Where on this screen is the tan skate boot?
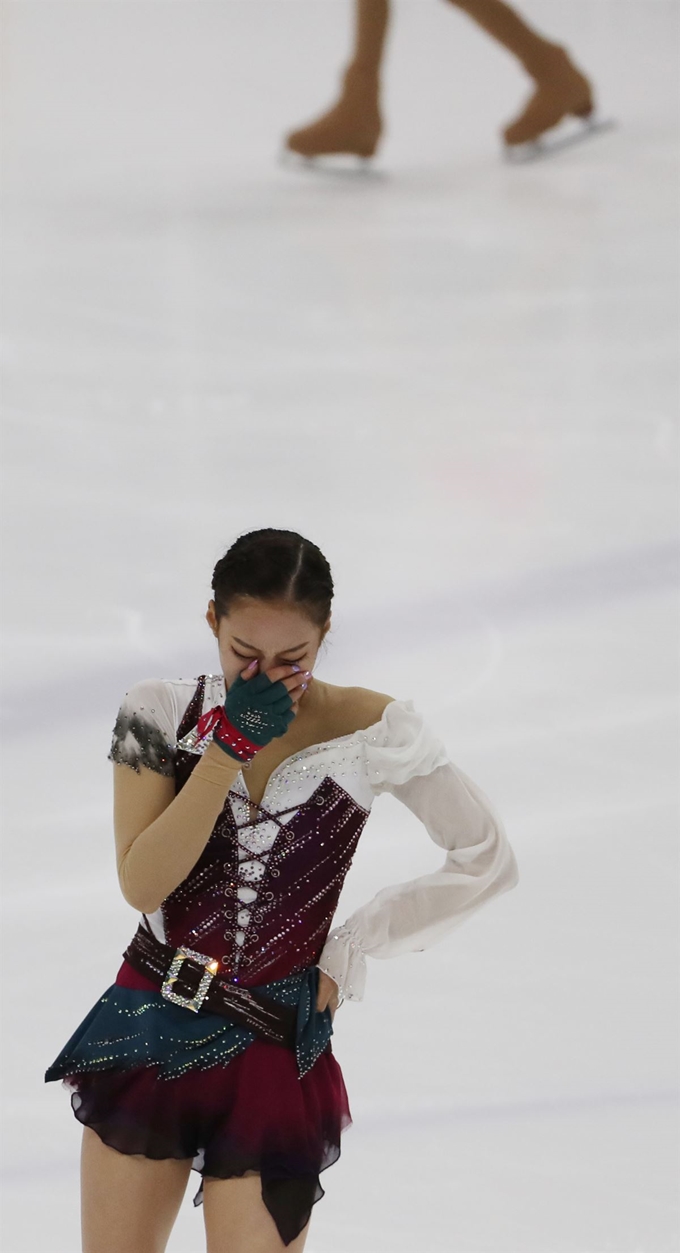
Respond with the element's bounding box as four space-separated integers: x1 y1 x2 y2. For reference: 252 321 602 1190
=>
451 2 596 151
285 64 382 159
503 43 594 146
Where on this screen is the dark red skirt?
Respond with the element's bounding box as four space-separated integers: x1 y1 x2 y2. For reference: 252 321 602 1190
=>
62 961 352 1246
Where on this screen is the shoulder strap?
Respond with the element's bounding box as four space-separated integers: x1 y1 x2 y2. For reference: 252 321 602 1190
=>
176 675 207 739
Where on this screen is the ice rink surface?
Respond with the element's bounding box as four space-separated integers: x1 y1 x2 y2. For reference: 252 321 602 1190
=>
2 1 679 1249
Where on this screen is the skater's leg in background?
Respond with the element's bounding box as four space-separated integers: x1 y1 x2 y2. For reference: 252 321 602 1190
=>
352 0 390 71
285 0 390 159
445 0 594 146
451 0 563 70
81 1126 192 1253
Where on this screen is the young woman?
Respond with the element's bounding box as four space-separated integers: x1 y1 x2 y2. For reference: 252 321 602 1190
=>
45 527 519 1253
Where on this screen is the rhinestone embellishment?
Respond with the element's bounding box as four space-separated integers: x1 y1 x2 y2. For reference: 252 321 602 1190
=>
160 946 218 1012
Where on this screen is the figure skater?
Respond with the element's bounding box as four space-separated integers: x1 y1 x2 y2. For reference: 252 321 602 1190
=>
285 0 597 160
45 527 519 1252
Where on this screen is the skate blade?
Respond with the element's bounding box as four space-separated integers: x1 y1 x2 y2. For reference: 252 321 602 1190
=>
504 115 617 164
279 148 379 177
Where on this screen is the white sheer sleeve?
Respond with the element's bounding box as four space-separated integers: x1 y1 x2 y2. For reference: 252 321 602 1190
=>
317 701 519 1002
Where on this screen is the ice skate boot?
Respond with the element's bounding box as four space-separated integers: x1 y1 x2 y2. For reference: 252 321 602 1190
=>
284 65 382 164
503 44 606 160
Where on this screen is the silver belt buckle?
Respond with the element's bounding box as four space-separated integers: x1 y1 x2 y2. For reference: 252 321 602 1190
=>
161 946 218 1012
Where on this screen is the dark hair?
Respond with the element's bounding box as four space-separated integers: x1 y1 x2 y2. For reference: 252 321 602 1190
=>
211 529 334 635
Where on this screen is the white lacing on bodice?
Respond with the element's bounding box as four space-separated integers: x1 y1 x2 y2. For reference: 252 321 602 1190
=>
227 794 301 968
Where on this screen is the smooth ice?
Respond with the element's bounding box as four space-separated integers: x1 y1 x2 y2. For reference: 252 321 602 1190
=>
1 2 678 1250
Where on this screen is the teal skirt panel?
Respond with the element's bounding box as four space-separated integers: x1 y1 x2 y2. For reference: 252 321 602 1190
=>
45 966 333 1083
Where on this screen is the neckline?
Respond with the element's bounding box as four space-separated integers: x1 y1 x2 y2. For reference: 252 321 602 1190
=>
199 673 402 809
225 696 400 809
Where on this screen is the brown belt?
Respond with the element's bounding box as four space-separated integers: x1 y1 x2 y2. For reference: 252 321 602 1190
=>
122 923 297 1049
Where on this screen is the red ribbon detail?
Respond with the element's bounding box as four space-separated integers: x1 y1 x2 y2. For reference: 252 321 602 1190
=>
194 706 260 762
195 706 226 740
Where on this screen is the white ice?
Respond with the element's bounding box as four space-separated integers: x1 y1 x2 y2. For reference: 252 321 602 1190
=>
1 1 678 1250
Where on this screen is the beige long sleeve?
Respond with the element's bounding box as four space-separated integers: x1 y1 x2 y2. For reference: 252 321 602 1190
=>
115 741 242 914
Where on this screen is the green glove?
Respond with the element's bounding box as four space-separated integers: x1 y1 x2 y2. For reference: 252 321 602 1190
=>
212 671 295 761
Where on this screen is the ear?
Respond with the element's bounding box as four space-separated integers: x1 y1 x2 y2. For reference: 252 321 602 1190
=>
206 600 219 637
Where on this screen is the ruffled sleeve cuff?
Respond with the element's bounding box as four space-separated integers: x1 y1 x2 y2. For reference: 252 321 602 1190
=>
316 921 367 1003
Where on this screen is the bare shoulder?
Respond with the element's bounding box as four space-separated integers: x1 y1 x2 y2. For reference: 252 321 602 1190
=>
314 680 396 738
345 684 396 723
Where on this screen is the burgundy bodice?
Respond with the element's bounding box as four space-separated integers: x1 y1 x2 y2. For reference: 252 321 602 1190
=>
156 677 371 987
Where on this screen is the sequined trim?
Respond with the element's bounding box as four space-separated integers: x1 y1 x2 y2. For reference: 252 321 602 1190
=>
108 709 175 777
44 966 332 1083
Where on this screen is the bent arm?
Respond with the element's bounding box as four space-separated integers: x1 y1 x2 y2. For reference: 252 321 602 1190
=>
114 742 241 913
318 759 519 1001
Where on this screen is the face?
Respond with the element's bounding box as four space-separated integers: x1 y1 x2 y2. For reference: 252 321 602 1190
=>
206 598 329 698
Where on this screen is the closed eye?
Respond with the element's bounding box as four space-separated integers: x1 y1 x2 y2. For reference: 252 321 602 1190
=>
232 649 305 664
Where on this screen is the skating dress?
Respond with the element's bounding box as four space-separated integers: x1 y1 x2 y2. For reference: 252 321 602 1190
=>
45 673 519 1246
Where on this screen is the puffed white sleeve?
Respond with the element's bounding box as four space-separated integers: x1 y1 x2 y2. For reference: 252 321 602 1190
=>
107 679 179 777
317 700 519 1002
